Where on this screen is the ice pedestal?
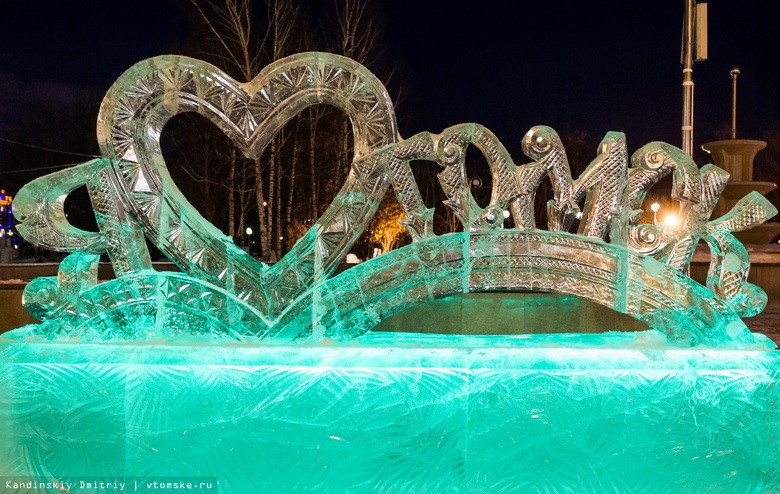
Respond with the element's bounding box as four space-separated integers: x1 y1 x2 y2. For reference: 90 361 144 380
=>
1 332 778 493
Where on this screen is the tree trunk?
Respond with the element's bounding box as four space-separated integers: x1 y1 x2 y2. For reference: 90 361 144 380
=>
228 147 236 239
285 117 302 250
309 107 319 221
340 116 350 187
266 138 277 259
254 157 270 259
274 131 283 256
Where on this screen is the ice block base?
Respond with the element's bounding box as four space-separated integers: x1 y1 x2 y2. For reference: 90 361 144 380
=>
1 331 778 492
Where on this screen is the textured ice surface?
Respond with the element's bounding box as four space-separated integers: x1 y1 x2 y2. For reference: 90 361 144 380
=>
5 51 780 492
1 333 778 493
13 52 779 344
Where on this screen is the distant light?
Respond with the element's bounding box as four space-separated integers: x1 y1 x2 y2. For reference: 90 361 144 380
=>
246 227 253 235
279 236 284 240
262 201 267 207
576 212 583 220
502 210 510 219
650 202 661 213
662 214 681 229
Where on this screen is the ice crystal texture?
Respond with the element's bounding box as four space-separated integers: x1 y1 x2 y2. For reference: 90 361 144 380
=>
10 52 778 343
2 52 779 491
1 336 779 492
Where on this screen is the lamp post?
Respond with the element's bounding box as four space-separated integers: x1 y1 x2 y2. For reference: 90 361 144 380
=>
730 67 740 139
663 213 681 230
245 227 253 247
682 0 695 155
681 0 708 156
650 202 660 224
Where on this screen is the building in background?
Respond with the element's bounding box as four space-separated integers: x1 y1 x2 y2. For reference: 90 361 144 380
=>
0 190 15 243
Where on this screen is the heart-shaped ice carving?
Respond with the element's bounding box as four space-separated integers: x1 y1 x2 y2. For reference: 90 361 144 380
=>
96 53 399 321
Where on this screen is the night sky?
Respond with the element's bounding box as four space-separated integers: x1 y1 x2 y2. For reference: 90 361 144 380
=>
2 1 780 183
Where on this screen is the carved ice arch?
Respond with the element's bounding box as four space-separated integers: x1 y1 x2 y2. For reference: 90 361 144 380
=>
278 231 752 347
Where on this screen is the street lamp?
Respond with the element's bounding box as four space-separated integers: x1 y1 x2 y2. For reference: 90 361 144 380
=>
650 202 660 224
730 66 740 139
245 227 253 247
662 213 681 229
681 0 708 155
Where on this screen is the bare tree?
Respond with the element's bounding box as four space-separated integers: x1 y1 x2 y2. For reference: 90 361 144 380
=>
179 0 395 260
188 0 265 247
189 0 263 81
331 0 385 189
187 0 301 260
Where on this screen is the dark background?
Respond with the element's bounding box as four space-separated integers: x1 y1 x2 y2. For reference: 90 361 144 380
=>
1 0 779 192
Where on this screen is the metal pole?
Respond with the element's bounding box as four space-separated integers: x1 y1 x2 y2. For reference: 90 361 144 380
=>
682 0 695 156
730 67 740 139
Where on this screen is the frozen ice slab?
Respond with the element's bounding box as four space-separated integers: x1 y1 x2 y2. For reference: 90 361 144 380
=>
1 332 778 492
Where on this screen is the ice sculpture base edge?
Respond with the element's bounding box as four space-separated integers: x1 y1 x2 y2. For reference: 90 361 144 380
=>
1 333 778 492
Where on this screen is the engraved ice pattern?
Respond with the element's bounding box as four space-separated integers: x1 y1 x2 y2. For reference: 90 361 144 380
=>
1 53 778 492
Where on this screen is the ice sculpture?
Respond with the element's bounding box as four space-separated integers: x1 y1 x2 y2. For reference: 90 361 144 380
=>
2 53 779 492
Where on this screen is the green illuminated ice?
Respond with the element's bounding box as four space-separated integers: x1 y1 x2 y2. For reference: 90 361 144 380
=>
2 52 779 491
2 334 779 492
